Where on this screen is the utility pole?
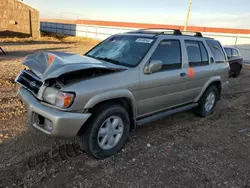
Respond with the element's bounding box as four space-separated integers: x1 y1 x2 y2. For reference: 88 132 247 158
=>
184 0 192 31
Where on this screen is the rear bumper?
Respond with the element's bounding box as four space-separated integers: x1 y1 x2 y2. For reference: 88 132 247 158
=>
18 87 91 138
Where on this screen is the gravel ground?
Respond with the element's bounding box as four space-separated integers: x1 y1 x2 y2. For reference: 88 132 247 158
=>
1 40 250 188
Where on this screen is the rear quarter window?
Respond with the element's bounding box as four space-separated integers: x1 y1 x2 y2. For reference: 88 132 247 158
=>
206 40 227 63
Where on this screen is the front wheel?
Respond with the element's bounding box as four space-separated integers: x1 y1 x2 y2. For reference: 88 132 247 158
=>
196 86 219 117
77 104 130 159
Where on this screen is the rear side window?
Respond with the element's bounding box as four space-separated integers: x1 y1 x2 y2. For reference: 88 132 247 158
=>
150 40 182 70
206 40 226 63
185 41 209 67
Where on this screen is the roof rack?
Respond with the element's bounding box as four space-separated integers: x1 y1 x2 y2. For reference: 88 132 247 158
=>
128 28 203 37
137 28 182 35
181 30 203 37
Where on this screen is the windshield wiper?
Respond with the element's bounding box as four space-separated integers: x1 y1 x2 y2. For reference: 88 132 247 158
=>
95 57 121 65
86 54 121 64
85 54 96 58
86 54 132 67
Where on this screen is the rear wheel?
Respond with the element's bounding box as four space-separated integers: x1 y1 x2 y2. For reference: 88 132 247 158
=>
196 86 219 117
77 104 130 159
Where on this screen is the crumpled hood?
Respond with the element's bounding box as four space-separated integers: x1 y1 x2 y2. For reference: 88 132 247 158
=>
23 51 127 81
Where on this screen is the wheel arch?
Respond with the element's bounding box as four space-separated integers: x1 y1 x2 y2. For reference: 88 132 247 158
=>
195 77 222 102
83 89 138 132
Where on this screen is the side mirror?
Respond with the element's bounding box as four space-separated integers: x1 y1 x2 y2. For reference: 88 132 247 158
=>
145 60 163 74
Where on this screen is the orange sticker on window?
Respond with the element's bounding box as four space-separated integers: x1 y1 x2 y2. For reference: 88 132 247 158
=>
188 68 194 78
48 54 55 65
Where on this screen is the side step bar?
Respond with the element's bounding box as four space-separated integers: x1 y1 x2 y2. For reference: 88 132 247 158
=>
137 103 198 126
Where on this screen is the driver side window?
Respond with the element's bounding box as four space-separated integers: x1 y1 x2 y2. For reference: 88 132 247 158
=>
150 40 182 71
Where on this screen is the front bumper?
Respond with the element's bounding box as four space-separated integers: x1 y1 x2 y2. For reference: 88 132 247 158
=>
18 87 91 138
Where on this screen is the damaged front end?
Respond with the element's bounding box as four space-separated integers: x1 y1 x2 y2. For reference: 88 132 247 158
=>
15 51 127 108
46 67 118 89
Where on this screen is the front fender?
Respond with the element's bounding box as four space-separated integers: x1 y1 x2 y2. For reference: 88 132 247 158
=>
194 76 221 102
84 89 138 118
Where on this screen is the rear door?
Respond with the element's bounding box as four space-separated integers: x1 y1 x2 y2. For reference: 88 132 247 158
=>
182 39 229 102
182 40 211 102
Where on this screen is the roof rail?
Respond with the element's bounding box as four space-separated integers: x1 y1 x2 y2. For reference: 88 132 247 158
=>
128 28 203 37
181 31 203 37
138 28 182 35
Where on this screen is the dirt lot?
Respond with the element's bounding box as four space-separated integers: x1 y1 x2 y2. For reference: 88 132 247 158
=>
1 38 250 188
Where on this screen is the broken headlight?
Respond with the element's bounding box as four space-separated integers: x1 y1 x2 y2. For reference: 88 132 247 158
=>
43 87 75 108
55 92 75 108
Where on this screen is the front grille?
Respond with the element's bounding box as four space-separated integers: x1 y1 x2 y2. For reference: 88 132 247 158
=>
15 70 43 95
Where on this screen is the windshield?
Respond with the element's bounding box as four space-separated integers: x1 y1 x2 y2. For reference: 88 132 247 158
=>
85 35 155 67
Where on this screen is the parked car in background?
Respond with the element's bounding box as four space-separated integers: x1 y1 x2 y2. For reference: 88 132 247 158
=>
224 47 243 77
15 29 229 159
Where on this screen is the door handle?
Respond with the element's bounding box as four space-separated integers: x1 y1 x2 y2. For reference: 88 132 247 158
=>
180 72 186 77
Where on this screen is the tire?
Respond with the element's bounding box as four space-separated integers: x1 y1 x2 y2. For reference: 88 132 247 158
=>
196 86 219 117
77 104 130 159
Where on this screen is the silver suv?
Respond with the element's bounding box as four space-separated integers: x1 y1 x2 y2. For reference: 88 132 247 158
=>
16 29 229 159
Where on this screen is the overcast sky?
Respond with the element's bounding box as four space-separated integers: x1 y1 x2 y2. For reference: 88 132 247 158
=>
24 0 250 29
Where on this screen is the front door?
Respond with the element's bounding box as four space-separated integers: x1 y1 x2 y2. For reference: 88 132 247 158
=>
135 39 188 117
